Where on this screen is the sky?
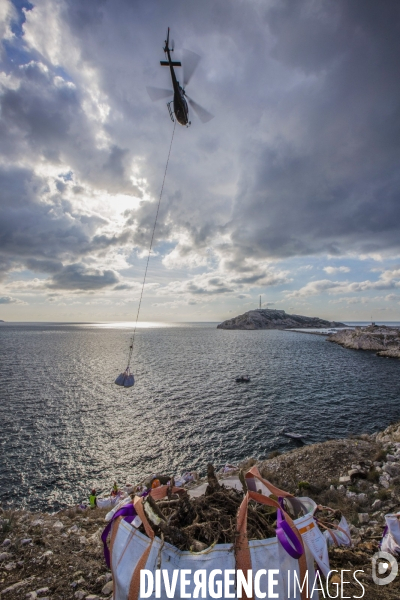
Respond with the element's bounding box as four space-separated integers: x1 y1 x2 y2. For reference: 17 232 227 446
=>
1 0 400 323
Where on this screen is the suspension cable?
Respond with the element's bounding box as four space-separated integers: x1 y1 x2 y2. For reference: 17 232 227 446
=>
126 120 177 369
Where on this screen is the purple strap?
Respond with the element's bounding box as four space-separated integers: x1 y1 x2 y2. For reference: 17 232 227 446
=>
276 508 304 559
379 525 389 549
101 504 137 568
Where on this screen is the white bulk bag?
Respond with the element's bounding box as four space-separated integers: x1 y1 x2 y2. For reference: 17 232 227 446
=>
107 469 329 600
381 513 400 555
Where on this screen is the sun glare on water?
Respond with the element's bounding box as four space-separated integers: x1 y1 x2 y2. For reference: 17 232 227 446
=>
88 321 175 329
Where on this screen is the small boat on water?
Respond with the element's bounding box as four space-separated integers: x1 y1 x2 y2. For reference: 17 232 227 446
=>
236 376 250 383
283 432 305 441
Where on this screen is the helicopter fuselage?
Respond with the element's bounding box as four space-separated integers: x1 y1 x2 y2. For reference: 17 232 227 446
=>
164 43 189 126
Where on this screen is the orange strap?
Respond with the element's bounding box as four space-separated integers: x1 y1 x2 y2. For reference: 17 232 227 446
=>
109 516 123 599
149 484 185 501
128 496 155 600
127 488 184 600
245 465 294 498
235 490 308 600
316 519 351 546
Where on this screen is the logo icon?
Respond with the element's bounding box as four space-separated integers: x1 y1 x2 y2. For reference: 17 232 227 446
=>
372 551 398 586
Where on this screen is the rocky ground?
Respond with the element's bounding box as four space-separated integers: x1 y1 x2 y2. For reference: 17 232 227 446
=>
3 423 400 599
328 325 400 359
217 308 345 330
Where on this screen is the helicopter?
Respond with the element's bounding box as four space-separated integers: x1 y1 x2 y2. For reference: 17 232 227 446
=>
147 28 214 126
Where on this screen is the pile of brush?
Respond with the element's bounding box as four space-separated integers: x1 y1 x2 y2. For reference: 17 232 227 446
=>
139 464 278 551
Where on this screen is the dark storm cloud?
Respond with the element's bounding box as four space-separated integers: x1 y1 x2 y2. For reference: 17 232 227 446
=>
46 263 119 290
0 166 100 260
228 0 400 260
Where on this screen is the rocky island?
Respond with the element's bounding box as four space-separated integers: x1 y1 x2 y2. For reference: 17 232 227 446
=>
217 308 346 330
328 324 400 359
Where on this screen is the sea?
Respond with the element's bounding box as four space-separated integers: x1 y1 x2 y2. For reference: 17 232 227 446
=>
1 321 400 511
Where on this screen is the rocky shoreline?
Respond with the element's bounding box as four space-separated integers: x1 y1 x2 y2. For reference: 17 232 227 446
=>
328 325 400 359
3 422 400 599
217 308 346 330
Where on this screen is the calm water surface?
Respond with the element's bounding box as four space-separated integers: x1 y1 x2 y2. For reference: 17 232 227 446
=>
1 322 400 510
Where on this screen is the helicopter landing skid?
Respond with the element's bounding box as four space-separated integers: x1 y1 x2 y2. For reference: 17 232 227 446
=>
167 101 174 122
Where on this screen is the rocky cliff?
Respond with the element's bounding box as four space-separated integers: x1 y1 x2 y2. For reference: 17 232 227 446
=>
3 422 400 599
328 325 400 358
217 308 346 330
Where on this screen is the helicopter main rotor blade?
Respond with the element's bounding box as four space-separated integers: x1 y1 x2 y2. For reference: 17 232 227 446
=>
183 49 201 87
186 95 214 123
146 86 173 102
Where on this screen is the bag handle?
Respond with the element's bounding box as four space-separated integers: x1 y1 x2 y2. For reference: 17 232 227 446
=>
315 518 352 546
127 486 185 600
245 465 294 498
314 505 352 546
235 490 309 600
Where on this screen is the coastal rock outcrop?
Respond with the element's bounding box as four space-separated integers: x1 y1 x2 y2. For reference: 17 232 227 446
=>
217 308 345 330
328 325 400 358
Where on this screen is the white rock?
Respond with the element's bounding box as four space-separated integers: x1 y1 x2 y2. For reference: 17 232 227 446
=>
2 539 11 546
69 524 79 534
74 591 87 600
5 562 17 570
0 552 11 561
79 536 88 545
41 550 53 558
36 587 49 595
26 593 37 600
384 462 400 476
31 519 43 527
53 520 64 530
1 577 34 594
379 475 390 488
104 573 112 582
21 538 32 545
346 491 357 498
356 493 368 502
386 454 397 462
85 596 100 600
358 513 370 524
372 499 383 509
339 476 351 483
102 581 113 595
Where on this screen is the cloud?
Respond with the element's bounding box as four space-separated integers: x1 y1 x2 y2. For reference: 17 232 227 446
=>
46 263 119 290
1 0 400 317
323 266 350 274
0 295 26 304
287 269 400 298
